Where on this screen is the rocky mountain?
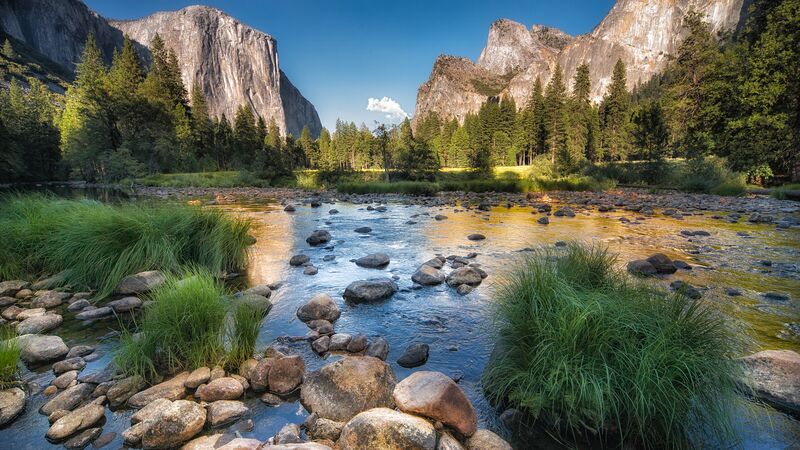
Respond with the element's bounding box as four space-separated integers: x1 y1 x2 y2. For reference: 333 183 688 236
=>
414 0 750 124
0 0 321 137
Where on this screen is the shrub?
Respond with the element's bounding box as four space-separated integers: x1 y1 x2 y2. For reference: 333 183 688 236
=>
0 194 252 297
484 243 744 448
675 156 746 194
0 326 20 388
530 175 615 192
336 181 440 196
114 271 227 381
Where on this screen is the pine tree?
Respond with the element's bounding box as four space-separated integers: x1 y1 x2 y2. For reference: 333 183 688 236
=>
544 66 567 164
213 115 233 169
632 100 669 181
2 38 17 59
140 34 186 109
232 104 258 167
189 82 212 160
299 125 316 167
561 64 592 170
600 59 631 160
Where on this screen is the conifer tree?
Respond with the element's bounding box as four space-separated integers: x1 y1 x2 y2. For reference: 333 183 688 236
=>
189 82 212 159
600 59 631 160
544 66 567 164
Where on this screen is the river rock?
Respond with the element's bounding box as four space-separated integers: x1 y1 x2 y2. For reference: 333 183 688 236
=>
32 290 71 309
328 333 352 351
438 432 466 450
343 279 398 304
53 357 86 375
290 254 311 266
306 230 332 246
0 388 26 426
249 358 274 392
284 204 296 212
393 371 477 436
669 280 701 299
304 266 318 275
261 444 332 450
741 350 800 415
354 226 372 233
347 334 368 353
115 270 166 295
466 429 512 450
300 356 397 422
107 375 145 407
107 296 142 312
537 216 549 225
127 372 189 408
185 367 211 389
75 306 113 320
41 383 94 415
16 307 46 320
397 343 429 368
0 296 16 307
445 268 483 287
274 423 302 444
63 427 101 449
207 400 248 427
355 253 390 268
412 265 445 286
141 400 206 449
1 305 23 320
339 407 436 450
312 336 330 354
16 334 68 364
297 293 340 323
53 370 79 389
269 355 305 394
627 259 657 276
132 398 172 424
196 377 244 402
67 299 90 312
467 233 486 241
365 337 389 360
16 313 62 335
46 403 105 441
0 280 28 297
306 414 345 441
423 257 446 269
646 253 677 274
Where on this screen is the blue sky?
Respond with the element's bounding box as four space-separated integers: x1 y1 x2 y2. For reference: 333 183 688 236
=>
85 0 616 130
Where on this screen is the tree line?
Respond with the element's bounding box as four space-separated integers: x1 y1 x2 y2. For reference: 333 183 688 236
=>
1 1 797 183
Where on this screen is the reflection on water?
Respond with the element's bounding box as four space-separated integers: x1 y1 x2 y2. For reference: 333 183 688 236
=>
1 191 798 449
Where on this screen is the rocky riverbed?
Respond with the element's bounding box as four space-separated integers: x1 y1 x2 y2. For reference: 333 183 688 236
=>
0 188 798 449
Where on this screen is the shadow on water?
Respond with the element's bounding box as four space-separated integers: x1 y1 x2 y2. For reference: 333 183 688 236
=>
0 188 798 449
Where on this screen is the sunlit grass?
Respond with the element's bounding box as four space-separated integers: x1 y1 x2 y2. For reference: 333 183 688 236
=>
136 170 269 188
0 193 252 298
226 300 271 370
0 326 20 388
484 242 746 448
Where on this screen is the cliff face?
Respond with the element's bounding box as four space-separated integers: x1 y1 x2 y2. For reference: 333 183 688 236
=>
110 6 321 137
0 1 321 137
415 0 749 123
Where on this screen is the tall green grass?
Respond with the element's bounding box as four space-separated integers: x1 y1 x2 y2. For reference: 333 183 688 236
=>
136 170 269 188
336 181 440 196
484 243 744 448
0 326 20 388
114 271 228 381
0 194 252 298
226 301 272 370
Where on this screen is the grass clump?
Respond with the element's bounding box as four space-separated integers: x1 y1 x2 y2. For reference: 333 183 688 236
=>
484 243 744 448
0 326 21 388
0 194 252 297
227 301 272 370
136 170 269 188
114 270 228 381
770 183 800 200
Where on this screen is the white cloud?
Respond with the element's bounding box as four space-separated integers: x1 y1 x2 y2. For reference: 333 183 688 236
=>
366 97 408 121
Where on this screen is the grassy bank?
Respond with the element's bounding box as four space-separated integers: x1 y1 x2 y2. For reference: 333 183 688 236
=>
115 271 270 380
484 243 744 447
0 194 252 298
136 170 270 188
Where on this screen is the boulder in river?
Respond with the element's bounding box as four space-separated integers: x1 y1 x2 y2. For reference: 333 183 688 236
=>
354 226 372 234
206 400 248 427
467 233 486 241
16 313 62 335
290 254 311 266
300 356 397 422
466 429 513 450
343 279 398 304
141 400 206 449
196 377 244 402
626 259 657 277
16 334 68 365
107 375 145 407
0 388 26 426
46 403 105 441
445 267 483 288
40 383 94 415
306 230 332 246
115 270 166 295
338 407 436 450
365 337 389 361
741 350 800 416
397 343 429 368
268 355 305 395
107 296 142 313
0 280 29 297
392 371 477 436
646 253 677 274
297 293 341 323
355 253 390 268
31 291 71 309
127 372 189 408
412 265 445 286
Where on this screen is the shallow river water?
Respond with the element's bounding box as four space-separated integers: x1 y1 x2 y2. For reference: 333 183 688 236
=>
2 193 799 449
